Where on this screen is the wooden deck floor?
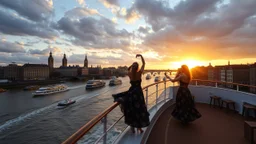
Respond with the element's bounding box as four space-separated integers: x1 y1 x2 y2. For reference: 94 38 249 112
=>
146 103 255 144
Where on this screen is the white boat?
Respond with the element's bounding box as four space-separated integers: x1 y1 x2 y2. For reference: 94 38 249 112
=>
146 74 151 80
57 99 76 106
109 76 122 86
86 80 106 89
154 76 161 82
32 84 69 96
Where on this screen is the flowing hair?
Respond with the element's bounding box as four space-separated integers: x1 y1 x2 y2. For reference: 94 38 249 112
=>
181 65 192 81
131 62 139 79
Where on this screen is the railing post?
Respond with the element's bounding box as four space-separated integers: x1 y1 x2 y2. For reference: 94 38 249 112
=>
237 85 239 91
156 84 158 105
103 116 107 144
195 80 198 86
164 81 167 102
145 88 148 107
215 82 218 88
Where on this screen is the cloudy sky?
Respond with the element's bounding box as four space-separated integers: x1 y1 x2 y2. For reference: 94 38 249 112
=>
0 0 256 69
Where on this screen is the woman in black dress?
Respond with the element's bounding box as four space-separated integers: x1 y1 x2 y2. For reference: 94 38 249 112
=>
113 54 150 133
165 65 201 123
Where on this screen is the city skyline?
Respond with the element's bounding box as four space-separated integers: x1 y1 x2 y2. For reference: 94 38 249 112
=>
0 0 256 69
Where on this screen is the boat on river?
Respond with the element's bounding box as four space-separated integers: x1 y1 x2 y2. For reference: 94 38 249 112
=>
86 80 106 90
57 99 76 106
109 76 122 86
32 84 69 96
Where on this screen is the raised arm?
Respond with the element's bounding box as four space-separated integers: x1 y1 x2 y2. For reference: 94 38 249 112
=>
136 54 145 72
165 73 182 82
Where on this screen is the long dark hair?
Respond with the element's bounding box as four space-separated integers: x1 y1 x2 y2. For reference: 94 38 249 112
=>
131 62 139 79
181 65 192 81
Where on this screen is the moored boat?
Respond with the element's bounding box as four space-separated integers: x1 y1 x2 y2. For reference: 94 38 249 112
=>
86 80 106 90
109 76 122 86
32 84 69 96
57 99 76 106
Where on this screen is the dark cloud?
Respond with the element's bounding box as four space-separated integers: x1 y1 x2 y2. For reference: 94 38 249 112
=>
124 0 256 60
56 16 131 49
0 40 25 53
0 0 53 22
0 9 58 39
29 46 62 56
138 26 151 34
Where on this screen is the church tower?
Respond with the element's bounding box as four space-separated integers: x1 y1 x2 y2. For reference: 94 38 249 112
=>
84 54 88 68
48 52 54 69
62 54 67 67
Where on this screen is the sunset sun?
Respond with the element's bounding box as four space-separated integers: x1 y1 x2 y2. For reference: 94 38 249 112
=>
172 59 207 69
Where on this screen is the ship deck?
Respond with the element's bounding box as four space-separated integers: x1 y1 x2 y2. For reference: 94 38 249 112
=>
145 103 256 144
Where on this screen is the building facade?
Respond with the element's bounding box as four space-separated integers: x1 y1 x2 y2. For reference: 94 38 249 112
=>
3 63 22 80
0 66 4 79
249 63 256 93
22 64 49 80
191 66 208 80
88 65 103 75
55 66 88 77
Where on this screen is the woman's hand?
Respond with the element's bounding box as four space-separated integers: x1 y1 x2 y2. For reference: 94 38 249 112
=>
136 54 142 58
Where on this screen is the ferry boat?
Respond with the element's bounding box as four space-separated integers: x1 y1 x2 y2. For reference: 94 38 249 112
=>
145 74 151 80
154 76 161 82
32 84 69 96
109 76 122 86
85 80 106 90
57 99 76 106
63 79 256 144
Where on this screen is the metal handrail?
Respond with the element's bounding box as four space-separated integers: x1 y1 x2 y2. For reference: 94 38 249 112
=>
62 102 119 144
192 79 256 89
62 80 171 144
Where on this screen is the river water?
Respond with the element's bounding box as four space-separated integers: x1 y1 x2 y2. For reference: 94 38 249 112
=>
0 74 174 144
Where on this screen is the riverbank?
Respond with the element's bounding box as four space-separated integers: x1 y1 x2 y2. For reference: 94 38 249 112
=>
0 80 62 89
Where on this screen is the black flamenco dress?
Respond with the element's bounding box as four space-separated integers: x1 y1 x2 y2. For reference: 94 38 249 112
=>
171 81 201 123
113 79 150 128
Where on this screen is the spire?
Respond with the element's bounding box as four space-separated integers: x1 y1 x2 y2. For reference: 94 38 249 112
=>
62 53 67 67
48 51 54 69
84 54 88 68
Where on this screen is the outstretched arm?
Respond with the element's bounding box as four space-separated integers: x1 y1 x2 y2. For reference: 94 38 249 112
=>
165 73 182 82
136 54 145 72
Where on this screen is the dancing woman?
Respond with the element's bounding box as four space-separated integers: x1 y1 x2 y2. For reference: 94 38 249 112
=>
113 54 150 133
165 65 201 123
